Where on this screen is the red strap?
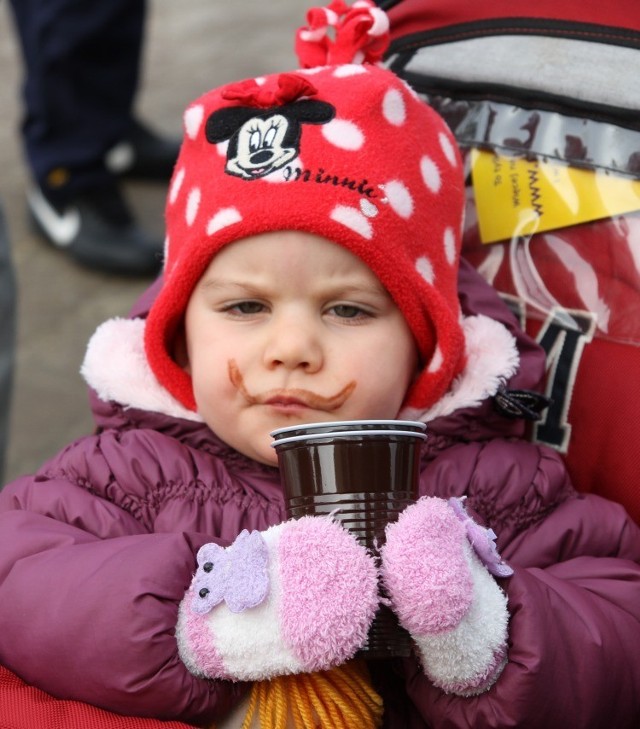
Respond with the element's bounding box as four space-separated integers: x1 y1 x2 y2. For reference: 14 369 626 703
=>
387 0 640 40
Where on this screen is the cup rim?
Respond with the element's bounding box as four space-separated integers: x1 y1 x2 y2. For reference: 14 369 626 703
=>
270 419 427 439
271 429 428 448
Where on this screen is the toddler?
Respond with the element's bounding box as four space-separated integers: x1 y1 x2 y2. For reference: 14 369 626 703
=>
1 3 639 728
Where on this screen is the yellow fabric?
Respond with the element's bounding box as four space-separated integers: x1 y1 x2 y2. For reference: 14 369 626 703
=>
239 660 383 729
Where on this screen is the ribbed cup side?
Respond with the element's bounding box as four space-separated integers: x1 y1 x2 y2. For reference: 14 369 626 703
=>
277 434 423 659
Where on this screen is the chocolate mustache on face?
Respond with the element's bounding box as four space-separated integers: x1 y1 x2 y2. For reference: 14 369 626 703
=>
228 360 356 411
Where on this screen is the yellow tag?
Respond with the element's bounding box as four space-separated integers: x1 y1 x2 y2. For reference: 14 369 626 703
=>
470 149 640 244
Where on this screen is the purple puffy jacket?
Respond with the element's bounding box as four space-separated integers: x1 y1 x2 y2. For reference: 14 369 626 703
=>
0 262 639 728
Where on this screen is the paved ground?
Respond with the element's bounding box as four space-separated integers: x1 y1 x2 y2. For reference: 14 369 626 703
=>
0 0 302 482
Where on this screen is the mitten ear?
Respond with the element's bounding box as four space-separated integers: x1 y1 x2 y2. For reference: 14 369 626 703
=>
381 497 511 695
176 517 379 682
190 530 269 615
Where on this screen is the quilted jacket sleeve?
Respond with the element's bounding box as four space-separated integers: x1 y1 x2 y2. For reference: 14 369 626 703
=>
0 431 249 726
406 438 640 729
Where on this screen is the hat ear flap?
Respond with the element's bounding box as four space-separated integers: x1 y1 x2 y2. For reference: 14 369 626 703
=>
205 107 262 144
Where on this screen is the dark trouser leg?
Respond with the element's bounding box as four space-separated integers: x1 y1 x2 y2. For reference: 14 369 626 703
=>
7 0 146 205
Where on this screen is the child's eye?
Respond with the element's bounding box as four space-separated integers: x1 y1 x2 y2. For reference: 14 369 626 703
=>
330 304 368 319
224 301 265 315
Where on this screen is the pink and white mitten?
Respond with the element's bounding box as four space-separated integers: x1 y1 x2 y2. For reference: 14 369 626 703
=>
381 497 513 695
176 516 379 681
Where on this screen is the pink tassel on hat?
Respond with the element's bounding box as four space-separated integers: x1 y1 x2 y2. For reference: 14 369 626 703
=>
296 0 390 67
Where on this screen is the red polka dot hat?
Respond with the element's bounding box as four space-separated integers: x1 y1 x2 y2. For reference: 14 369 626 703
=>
144 0 466 414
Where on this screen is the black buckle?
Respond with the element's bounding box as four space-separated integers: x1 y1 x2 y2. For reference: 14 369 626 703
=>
494 387 551 421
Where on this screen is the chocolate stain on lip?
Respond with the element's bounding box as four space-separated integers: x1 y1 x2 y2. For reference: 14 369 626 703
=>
228 360 356 411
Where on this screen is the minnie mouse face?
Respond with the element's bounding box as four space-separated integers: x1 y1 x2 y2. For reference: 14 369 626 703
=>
224 112 297 179
206 99 335 181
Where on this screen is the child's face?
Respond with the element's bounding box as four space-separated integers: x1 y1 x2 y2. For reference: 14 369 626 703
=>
182 231 419 466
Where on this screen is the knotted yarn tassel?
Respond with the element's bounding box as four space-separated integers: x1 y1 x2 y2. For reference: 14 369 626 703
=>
239 660 383 729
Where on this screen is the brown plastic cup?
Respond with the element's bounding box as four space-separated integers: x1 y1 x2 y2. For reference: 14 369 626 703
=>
271 420 426 659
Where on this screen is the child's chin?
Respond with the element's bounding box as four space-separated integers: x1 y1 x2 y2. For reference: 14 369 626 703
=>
260 451 279 468
248 442 280 468
218 431 278 468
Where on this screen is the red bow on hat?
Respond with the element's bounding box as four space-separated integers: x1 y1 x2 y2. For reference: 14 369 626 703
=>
222 73 319 108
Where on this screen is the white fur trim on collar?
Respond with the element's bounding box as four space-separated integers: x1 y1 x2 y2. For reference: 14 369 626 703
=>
81 318 203 423
401 314 520 423
82 314 518 425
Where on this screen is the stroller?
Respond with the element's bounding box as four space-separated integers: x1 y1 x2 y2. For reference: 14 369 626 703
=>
2 2 638 726
382 0 640 524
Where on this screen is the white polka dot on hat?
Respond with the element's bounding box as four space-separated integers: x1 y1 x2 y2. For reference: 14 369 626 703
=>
145 0 466 414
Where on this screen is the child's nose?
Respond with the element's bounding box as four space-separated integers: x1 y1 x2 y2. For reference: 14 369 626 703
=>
263 313 323 372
